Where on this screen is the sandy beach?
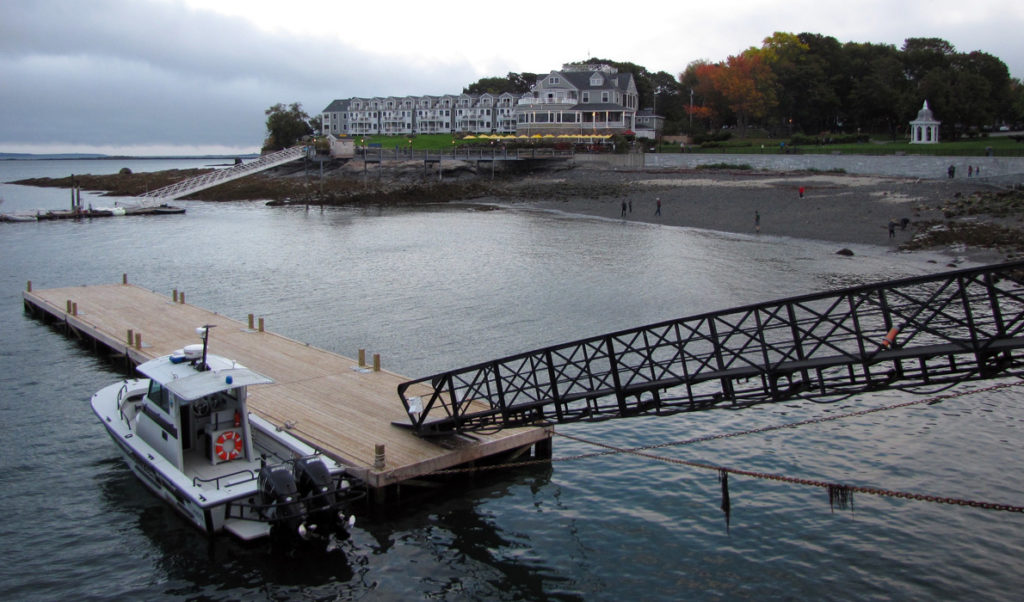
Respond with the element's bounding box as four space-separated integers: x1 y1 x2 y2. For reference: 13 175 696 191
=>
494 165 1009 261
13 158 1018 263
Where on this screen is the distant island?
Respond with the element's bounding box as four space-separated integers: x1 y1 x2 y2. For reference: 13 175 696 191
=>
0 152 109 160
0 152 259 161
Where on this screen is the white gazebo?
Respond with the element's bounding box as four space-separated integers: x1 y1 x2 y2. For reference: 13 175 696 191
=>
909 100 940 144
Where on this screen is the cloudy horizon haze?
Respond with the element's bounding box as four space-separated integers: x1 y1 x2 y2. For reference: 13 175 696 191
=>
2 0 1022 156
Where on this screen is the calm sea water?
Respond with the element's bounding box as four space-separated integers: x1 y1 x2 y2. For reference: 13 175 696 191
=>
2 159 1022 600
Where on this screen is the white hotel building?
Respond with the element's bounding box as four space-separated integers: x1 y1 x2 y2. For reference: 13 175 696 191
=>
321 64 638 138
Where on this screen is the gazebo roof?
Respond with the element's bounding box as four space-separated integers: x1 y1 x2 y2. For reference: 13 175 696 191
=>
911 100 940 125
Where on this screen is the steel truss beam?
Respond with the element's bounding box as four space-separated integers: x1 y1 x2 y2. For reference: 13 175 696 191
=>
397 262 1024 436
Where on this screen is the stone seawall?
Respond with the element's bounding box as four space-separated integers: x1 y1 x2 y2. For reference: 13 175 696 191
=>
643 152 1024 183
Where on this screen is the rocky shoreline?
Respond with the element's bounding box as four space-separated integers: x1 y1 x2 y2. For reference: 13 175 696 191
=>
15 159 1024 262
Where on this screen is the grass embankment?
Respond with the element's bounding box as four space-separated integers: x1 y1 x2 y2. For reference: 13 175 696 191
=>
654 134 1024 156
355 132 1024 157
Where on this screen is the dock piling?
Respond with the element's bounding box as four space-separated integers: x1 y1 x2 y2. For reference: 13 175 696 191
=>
26 281 31 293
134 332 141 349
173 289 178 303
248 313 254 329
358 349 365 367
374 444 386 469
373 353 381 372
127 329 133 345
122 273 128 285
258 317 264 332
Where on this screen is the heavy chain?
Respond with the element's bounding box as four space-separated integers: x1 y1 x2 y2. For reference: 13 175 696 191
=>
427 380 1024 512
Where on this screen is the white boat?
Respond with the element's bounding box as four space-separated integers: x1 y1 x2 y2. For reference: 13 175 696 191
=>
91 326 363 543
2 213 38 222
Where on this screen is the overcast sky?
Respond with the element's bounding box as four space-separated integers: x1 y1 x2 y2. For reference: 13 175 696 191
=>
1 0 1022 156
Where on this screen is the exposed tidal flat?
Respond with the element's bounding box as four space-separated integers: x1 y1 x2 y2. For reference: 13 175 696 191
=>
2 157 1024 599
13 154 1024 262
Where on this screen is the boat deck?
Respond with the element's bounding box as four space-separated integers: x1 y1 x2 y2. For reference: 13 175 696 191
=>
23 281 551 491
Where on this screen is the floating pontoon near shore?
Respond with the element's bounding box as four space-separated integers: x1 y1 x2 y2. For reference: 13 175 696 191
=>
1 204 185 222
22 277 553 502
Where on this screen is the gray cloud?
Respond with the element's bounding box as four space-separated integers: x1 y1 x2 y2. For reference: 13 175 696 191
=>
1 0 1021 154
0 0 476 152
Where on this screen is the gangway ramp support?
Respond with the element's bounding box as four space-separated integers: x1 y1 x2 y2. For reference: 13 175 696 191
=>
398 261 1024 436
135 146 306 205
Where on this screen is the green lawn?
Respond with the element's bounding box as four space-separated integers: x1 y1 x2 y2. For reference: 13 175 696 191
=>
329 133 1024 156
655 134 1024 156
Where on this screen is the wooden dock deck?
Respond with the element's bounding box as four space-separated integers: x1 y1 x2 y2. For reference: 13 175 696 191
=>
22 281 552 494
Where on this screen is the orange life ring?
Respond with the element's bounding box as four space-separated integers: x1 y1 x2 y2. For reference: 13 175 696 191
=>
215 430 242 462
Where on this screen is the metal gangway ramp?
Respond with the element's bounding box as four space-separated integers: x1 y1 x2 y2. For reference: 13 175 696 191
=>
135 146 305 204
398 261 1024 436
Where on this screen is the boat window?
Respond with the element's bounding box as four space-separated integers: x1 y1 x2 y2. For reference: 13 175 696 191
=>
147 380 171 414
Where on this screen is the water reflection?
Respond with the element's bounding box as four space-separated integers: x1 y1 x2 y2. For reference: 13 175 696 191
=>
5 186 1018 599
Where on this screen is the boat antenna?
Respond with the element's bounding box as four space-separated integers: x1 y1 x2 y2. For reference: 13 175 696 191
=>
197 324 216 371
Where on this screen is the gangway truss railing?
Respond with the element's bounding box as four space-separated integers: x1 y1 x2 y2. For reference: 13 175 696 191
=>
134 146 306 205
397 261 1024 436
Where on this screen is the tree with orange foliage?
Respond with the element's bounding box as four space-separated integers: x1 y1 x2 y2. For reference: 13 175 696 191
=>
709 50 777 136
680 60 726 131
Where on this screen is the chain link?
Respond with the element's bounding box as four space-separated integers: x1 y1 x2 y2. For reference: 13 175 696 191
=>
427 380 1024 512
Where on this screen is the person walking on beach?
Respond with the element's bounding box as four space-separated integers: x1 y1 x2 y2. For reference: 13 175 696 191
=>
655 197 661 216
621 201 627 217
755 210 760 233
888 218 896 239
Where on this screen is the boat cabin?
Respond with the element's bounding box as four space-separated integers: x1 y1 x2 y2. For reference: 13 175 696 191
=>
134 345 273 472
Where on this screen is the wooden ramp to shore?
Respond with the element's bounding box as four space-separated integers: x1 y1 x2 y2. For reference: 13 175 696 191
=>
22 281 551 494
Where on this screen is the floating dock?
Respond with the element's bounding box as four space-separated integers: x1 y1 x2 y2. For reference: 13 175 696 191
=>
1 205 185 222
22 279 552 499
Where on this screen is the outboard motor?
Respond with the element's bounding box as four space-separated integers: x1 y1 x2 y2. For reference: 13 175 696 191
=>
294 457 341 533
258 461 304 543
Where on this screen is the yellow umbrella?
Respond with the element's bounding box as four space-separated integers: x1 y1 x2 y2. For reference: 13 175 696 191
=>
531 134 543 138
464 135 477 139
478 134 491 139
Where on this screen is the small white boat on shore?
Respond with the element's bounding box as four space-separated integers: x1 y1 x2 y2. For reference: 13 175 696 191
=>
91 326 363 543
1 213 38 222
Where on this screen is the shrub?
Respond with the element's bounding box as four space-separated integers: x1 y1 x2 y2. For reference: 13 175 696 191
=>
692 131 733 145
789 133 869 146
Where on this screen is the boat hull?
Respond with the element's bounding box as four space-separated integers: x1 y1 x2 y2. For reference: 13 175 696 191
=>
91 377 360 542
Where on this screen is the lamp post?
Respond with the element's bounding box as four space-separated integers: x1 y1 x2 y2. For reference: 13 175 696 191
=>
689 88 694 131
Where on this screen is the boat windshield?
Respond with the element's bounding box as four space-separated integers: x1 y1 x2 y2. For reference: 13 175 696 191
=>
147 380 171 413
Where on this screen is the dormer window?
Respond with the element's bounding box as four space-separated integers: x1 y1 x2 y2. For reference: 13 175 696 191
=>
590 73 603 86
